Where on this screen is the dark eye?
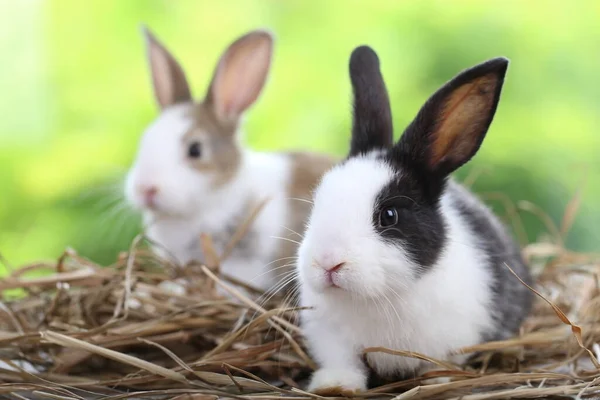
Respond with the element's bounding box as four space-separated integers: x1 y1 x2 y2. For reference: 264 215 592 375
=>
379 207 399 227
188 141 202 159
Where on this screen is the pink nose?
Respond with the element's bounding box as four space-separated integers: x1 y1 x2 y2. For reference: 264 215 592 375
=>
324 262 345 286
142 186 158 207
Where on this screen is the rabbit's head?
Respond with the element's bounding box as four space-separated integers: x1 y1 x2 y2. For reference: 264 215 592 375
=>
126 28 273 218
298 46 508 299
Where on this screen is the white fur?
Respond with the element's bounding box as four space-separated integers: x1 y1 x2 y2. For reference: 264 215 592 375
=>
126 103 292 292
308 369 367 394
297 156 495 392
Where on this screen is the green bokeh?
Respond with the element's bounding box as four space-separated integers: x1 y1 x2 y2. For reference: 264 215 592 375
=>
1 0 599 272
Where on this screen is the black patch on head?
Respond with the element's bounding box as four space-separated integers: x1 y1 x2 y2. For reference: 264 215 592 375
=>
447 183 534 341
372 157 447 274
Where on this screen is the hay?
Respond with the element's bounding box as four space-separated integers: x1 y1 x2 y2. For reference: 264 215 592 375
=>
1 219 600 398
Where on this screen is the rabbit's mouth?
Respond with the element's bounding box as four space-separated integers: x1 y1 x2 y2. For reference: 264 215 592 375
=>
142 195 158 211
133 188 188 218
136 197 162 214
138 199 183 219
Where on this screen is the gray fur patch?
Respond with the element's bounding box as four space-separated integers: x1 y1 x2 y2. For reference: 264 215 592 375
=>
446 180 534 341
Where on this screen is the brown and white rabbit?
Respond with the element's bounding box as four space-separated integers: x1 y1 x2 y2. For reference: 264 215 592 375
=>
296 46 534 394
125 27 334 293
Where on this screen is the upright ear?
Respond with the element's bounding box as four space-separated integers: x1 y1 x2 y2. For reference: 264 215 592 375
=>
205 30 273 122
396 57 509 177
348 46 393 157
143 26 192 110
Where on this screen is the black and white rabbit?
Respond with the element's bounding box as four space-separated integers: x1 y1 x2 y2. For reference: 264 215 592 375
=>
296 46 534 394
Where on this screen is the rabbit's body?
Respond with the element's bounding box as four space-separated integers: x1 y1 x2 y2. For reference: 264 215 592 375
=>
141 119 329 289
297 47 533 394
302 174 529 379
144 149 290 268
126 29 333 293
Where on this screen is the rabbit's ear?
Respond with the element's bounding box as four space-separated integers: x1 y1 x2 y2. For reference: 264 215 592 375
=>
348 46 393 157
143 26 192 109
205 30 273 122
395 58 508 177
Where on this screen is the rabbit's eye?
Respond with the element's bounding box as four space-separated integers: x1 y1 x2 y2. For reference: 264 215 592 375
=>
188 142 202 159
379 207 399 227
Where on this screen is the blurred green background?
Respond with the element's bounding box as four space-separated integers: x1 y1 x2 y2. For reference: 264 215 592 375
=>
1 0 599 273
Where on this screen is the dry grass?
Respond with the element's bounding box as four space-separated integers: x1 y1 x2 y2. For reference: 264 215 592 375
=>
1 194 600 399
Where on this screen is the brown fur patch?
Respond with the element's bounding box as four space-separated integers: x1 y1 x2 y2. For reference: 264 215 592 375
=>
431 74 498 168
275 152 336 291
183 103 242 188
182 101 334 292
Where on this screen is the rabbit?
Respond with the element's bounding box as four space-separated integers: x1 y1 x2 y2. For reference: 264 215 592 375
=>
125 27 334 294
296 46 534 395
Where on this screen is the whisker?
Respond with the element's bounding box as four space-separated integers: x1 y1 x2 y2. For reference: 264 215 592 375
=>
256 270 298 303
382 290 402 324
247 273 299 339
270 236 302 246
372 293 390 340
286 197 314 205
280 226 304 240
247 260 298 284
277 283 301 327
89 195 122 213
272 270 299 282
267 279 301 338
265 256 299 266
264 278 298 310
253 271 299 313
101 202 132 223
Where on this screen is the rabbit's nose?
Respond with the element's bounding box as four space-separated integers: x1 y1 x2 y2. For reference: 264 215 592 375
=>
324 262 345 287
313 250 345 271
142 186 159 207
324 262 345 273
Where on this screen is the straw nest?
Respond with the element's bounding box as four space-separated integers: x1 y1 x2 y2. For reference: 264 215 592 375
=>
1 201 600 400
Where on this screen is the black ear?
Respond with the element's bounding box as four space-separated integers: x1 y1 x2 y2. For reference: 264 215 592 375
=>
395 57 508 177
348 46 393 157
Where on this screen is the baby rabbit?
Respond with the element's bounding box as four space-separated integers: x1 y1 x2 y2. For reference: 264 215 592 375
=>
297 46 534 394
125 28 333 292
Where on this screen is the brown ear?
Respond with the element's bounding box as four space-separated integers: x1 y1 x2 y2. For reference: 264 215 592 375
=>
396 57 509 176
143 26 192 110
205 30 273 122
